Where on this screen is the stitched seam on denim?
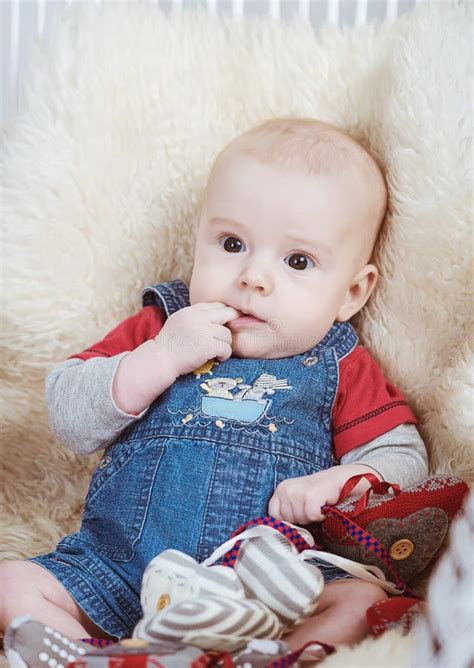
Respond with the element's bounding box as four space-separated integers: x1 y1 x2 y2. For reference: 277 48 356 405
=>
196 444 220 555
321 349 337 435
314 320 345 353
331 325 348 355
320 321 350 356
167 416 278 435
84 441 142 504
333 401 408 435
337 331 359 361
330 349 341 463
334 323 358 359
330 348 341 428
113 432 320 465
129 439 167 553
114 430 279 447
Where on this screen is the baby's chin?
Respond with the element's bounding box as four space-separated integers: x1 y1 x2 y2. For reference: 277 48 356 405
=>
230 329 300 360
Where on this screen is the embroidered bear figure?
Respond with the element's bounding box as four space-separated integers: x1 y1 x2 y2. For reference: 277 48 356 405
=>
199 377 244 399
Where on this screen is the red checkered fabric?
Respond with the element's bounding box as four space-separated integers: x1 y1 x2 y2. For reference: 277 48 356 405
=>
79 638 115 647
221 516 313 568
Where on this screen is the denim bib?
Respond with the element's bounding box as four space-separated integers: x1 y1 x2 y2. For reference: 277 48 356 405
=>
66 279 358 571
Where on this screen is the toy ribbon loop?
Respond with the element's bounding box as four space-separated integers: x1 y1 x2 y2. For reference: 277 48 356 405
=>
333 473 401 518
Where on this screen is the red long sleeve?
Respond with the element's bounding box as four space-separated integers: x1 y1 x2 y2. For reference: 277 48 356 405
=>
332 346 418 458
68 305 166 361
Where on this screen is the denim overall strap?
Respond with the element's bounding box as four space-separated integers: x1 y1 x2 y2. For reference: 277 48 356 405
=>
305 319 358 363
141 279 190 317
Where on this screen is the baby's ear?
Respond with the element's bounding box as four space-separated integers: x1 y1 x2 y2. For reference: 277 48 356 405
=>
336 264 379 322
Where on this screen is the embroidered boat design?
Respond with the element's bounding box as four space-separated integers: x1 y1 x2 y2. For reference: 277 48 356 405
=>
199 373 292 423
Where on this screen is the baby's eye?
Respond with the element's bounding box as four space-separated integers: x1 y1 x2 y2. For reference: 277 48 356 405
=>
219 236 246 253
284 253 315 271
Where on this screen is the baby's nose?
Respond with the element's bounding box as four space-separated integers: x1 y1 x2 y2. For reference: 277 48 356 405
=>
239 272 273 295
238 259 274 295
240 278 266 293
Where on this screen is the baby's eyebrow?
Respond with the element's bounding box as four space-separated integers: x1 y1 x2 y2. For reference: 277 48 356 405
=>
209 217 245 228
285 234 332 258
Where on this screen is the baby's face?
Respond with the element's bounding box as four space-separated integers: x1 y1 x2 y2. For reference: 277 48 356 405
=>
190 149 374 359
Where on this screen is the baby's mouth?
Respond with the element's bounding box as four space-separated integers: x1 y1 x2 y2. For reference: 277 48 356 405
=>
229 313 266 328
232 306 266 321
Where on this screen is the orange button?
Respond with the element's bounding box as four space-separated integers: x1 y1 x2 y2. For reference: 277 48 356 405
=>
389 538 415 560
120 638 149 648
157 593 170 610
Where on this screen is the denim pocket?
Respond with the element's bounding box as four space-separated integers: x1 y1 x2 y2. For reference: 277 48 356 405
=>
79 437 166 562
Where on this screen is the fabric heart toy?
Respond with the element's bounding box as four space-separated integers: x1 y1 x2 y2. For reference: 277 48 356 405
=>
312 473 469 592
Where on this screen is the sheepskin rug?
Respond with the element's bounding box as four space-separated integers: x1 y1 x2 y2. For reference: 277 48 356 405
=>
1 0 472 665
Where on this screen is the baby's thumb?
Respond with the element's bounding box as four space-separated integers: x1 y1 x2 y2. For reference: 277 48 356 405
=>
268 493 281 520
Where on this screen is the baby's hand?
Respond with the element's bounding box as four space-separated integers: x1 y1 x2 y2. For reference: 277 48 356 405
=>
268 464 382 524
152 302 240 377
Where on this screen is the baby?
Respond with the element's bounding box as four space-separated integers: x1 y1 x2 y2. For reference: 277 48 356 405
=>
1 118 428 650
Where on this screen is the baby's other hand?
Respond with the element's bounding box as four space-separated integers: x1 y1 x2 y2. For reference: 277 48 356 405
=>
268 470 341 524
268 464 381 525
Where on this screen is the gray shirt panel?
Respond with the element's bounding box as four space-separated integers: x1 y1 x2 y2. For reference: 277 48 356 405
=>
45 357 429 486
340 423 429 487
44 354 148 455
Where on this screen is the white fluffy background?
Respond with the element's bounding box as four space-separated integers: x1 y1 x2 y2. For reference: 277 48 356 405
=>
1 1 472 664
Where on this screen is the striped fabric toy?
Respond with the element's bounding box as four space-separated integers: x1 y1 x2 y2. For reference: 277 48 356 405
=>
216 517 324 629
134 518 324 651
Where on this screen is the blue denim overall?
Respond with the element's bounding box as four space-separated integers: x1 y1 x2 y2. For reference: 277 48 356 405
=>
31 279 358 638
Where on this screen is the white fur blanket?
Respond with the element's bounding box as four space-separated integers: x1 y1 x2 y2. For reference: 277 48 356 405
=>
1 1 472 665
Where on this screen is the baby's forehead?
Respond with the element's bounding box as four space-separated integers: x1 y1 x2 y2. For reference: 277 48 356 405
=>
207 147 373 228
216 136 379 197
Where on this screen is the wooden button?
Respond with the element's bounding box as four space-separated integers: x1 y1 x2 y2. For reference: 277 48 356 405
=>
120 638 149 648
389 539 415 560
157 594 170 610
